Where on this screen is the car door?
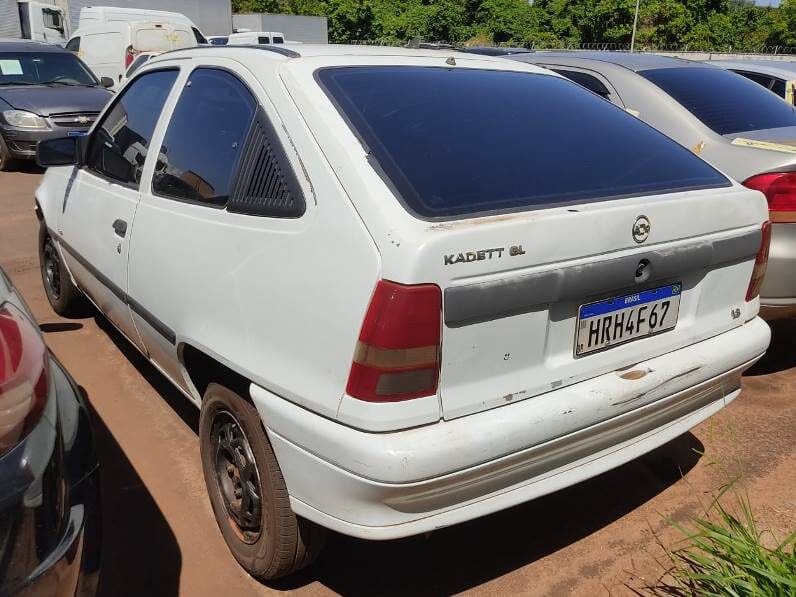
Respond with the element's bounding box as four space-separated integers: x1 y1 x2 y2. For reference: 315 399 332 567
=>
127 64 260 391
58 68 179 353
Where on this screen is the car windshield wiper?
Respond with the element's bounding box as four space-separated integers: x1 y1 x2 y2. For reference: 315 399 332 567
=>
41 80 96 87
0 81 38 86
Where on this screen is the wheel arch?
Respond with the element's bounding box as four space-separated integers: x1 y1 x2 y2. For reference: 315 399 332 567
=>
179 342 253 405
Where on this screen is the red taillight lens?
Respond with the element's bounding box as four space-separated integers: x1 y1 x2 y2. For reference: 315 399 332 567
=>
743 172 796 223
746 221 772 302
0 304 48 457
346 280 441 403
124 46 138 68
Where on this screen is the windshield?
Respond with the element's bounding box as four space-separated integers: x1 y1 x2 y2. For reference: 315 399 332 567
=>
640 66 796 135
0 52 97 86
318 66 729 219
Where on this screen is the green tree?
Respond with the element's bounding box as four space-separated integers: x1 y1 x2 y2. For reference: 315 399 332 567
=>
229 0 796 49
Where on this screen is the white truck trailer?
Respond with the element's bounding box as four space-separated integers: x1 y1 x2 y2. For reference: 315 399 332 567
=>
0 1 69 44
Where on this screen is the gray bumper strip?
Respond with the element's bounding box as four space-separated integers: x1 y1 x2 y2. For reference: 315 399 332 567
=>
444 229 760 328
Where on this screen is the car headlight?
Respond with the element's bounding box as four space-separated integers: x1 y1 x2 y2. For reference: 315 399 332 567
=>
2 109 49 129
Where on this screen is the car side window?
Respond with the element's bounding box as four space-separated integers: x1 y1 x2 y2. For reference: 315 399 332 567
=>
152 68 256 206
85 69 178 187
191 27 207 44
735 70 775 91
552 69 613 101
258 36 271 44
65 37 80 52
125 54 150 79
772 78 787 99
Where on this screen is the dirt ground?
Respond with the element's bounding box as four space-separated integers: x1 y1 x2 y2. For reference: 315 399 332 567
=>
1 167 794 597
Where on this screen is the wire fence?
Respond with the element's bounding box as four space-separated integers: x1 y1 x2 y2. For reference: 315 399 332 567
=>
350 38 796 56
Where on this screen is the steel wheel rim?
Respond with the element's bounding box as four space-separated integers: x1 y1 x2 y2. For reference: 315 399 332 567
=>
211 410 263 544
43 237 61 300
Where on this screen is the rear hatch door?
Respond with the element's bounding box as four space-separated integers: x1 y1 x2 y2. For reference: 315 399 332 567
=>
420 190 764 419
291 57 769 420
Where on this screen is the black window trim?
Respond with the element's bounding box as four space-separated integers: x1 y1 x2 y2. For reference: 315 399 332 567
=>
733 69 778 91
544 63 624 106
149 64 307 218
314 65 730 222
83 66 180 191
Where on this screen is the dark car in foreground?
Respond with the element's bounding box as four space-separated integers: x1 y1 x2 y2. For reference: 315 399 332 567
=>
0 39 113 171
0 266 100 596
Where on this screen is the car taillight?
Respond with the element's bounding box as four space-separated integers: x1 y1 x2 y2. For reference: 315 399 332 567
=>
346 280 441 402
743 172 796 223
124 45 138 68
746 221 772 302
0 304 48 457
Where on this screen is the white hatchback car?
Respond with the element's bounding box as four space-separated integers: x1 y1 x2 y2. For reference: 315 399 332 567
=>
34 45 771 580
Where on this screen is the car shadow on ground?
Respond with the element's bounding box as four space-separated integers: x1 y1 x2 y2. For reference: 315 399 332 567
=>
13 162 45 175
745 319 796 376
82 392 183 596
39 321 83 333
275 432 703 596
89 310 704 597
94 314 199 433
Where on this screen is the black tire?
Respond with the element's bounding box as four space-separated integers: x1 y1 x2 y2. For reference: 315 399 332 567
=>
199 383 327 581
38 221 90 317
0 135 19 172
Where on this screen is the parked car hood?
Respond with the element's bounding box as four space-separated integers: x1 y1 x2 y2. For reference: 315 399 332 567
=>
0 85 112 116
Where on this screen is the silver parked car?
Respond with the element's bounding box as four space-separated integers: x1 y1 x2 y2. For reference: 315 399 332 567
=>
705 59 796 106
507 52 796 319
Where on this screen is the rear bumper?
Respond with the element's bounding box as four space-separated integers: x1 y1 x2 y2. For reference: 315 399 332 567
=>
1 357 101 596
760 222 796 315
252 317 769 540
759 300 796 320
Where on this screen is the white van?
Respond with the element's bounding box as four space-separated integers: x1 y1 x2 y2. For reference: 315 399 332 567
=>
78 5 207 44
66 21 195 87
227 30 284 45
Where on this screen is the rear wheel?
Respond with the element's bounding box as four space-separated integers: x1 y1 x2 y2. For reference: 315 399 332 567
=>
0 135 19 172
199 383 327 580
39 221 89 316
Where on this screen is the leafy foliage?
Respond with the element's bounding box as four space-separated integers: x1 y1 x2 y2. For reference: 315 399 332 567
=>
230 0 796 50
646 492 796 596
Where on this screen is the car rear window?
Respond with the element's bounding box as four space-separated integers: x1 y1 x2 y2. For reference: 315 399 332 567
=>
317 66 729 219
640 67 796 135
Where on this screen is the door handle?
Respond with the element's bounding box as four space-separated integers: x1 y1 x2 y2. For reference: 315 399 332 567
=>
112 219 127 238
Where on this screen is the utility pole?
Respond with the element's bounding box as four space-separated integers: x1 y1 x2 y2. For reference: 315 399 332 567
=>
630 0 640 52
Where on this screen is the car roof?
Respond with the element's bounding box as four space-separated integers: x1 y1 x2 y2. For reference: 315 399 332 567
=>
0 39 68 53
461 46 533 56
516 51 712 72
706 59 796 79
156 43 534 64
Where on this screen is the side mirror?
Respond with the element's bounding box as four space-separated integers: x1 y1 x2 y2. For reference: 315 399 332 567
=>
100 76 114 88
37 137 80 168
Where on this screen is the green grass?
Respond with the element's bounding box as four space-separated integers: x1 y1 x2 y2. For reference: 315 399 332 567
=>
646 490 796 597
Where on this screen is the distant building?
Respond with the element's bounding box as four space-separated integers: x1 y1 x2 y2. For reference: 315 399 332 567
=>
232 13 328 44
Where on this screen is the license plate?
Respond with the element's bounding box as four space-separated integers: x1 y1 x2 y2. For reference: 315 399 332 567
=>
67 131 86 137
575 283 681 356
